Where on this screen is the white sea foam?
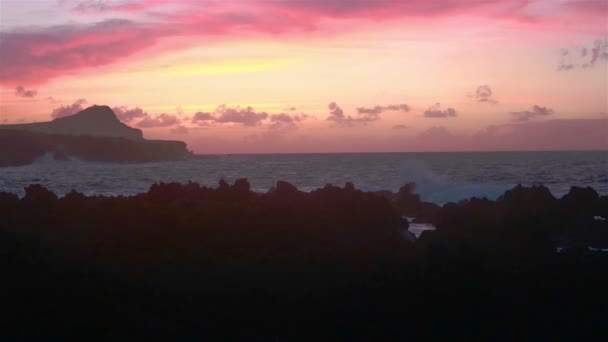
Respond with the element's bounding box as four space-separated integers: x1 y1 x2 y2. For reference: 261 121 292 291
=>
408 223 436 239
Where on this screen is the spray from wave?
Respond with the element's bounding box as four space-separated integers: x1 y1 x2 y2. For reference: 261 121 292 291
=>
397 160 509 205
31 152 72 164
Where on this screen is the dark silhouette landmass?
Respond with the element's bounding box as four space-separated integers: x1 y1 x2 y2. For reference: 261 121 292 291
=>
1 180 607 339
0 105 191 166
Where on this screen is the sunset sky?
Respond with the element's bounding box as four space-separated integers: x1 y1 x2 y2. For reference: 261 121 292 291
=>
0 0 606 153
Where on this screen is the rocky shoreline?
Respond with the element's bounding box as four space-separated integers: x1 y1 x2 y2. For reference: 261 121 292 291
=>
1 180 607 339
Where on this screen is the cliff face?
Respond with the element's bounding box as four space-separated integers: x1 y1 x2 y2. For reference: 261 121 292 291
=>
2 105 144 140
0 106 191 166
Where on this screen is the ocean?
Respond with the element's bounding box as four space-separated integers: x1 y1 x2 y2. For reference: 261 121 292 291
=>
1 150 606 203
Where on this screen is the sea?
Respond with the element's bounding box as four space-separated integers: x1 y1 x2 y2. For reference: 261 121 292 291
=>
1 150 607 204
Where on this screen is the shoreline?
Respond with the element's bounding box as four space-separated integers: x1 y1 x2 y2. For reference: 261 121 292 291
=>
1 179 607 339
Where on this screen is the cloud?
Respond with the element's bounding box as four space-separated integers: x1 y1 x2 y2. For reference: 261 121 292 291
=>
423 103 457 118
14 85 37 98
112 106 147 122
5 1 600 85
0 19 160 85
69 0 170 14
51 101 176 127
511 105 554 121
563 0 608 14
170 125 189 134
327 102 345 121
136 113 180 127
471 85 498 104
191 111 215 124
64 0 527 18
392 124 408 130
51 99 87 119
190 105 308 129
214 105 269 126
558 39 608 70
268 113 309 131
356 104 410 116
112 105 181 127
327 101 383 126
270 113 308 123
270 0 536 20
327 101 410 126
270 113 296 124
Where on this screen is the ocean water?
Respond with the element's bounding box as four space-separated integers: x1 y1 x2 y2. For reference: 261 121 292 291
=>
1 151 606 204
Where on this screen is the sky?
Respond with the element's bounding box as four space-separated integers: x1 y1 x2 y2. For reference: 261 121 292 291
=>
0 0 607 153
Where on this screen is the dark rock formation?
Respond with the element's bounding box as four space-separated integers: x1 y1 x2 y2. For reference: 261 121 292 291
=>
0 105 192 166
2 105 143 140
0 181 607 339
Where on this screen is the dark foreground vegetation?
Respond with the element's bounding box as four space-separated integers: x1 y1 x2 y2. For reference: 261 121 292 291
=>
1 180 607 340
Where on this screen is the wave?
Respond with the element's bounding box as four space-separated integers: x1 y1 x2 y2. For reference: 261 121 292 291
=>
6 154 604 203
31 152 73 164
397 160 509 204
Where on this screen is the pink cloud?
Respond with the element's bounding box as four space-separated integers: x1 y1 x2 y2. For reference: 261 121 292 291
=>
191 105 309 128
51 98 88 119
511 105 554 122
112 106 148 122
563 0 608 15
14 85 38 98
136 113 180 128
327 101 384 126
69 0 172 14
1 0 605 85
0 19 162 85
423 103 458 118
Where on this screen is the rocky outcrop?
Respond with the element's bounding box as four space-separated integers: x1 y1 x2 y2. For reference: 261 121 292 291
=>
2 105 143 140
0 105 191 166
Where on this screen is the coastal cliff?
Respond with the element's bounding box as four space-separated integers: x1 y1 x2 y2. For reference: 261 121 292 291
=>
0 105 191 166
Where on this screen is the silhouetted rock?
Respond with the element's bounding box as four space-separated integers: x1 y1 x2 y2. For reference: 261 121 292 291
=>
274 180 299 196
22 184 58 207
0 105 192 166
561 186 600 217
1 105 143 139
416 202 442 224
0 181 607 340
218 179 230 191
501 184 555 206
396 182 422 216
233 178 251 193
598 196 608 218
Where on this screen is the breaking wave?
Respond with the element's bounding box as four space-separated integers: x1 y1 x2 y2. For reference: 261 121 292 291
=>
397 160 510 204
